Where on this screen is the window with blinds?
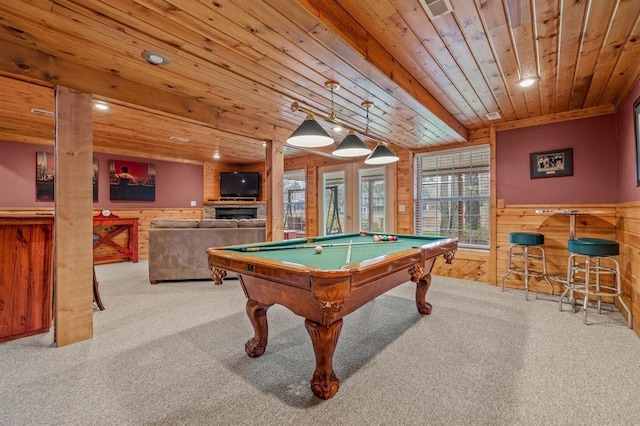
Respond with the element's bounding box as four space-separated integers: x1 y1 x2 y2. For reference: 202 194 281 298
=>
415 146 490 248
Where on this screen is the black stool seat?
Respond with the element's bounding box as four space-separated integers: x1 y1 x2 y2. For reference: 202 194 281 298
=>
568 238 619 257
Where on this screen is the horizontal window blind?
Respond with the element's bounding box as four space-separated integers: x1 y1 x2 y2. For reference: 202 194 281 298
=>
415 146 490 248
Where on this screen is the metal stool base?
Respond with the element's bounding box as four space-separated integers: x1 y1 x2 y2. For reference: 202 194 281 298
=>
559 254 631 328
501 244 554 301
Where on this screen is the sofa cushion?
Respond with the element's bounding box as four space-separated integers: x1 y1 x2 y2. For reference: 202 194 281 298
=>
150 219 200 228
198 219 238 228
238 218 266 228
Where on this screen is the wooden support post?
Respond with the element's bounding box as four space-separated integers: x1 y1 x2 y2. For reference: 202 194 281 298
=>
54 86 94 346
488 125 498 285
266 139 284 241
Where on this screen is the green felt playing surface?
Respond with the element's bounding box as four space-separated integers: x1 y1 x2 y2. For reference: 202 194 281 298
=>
225 233 448 270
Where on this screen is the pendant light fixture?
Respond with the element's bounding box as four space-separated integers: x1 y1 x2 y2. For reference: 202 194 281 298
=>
332 101 373 157
364 142 399 165
286 110 334 147
288 80 398 164
332 130 371 157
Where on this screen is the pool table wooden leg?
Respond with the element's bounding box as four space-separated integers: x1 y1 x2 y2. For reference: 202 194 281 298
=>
305 318 343 399
415 273 433 315
244 299 272 357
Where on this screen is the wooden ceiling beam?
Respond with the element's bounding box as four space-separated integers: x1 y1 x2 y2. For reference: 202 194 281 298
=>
0 39 290 144
293 0 468 143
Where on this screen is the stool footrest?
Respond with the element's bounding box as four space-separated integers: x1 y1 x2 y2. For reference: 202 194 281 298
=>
559 251 632 328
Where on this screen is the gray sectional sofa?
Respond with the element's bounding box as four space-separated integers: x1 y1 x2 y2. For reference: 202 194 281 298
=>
148 218 266 283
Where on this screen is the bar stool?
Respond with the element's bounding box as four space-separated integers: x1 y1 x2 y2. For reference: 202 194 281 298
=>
559 238 631 328
501 232 554 300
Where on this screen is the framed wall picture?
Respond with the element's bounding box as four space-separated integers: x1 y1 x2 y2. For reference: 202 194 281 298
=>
530 148 573 179
109 159 156 201
634 97 640 186
36 152 99 201
35 151 55 201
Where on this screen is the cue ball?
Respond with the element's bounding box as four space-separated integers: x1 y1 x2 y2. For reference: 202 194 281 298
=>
315 245 323 254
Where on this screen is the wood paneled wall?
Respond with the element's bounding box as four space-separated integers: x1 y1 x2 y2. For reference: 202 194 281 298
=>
203 161 266 203
617 202 640 334
432 249 489 282
395 147 414 234
496 204 618 294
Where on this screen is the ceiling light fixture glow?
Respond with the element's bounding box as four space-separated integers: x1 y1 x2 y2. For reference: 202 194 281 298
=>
93 101 110 111
515 76 541 88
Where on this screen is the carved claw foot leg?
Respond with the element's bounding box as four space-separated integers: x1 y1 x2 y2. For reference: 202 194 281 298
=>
244 299 272 357
209 267 227 285
409 264 433 315
415 274 433 314
305 318 343 399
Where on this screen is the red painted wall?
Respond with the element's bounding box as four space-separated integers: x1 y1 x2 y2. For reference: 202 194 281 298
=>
0 141 204 208
616 79 640 203
496 114 618 204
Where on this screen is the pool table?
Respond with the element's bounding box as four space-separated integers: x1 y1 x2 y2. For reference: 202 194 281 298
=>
207 232 457 399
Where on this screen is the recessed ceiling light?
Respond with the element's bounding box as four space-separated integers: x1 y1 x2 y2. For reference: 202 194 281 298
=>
515 76 541 88
332 124 343 132
141 50 171 66
213 151 220 159
93 101 109 111
262 142 267 147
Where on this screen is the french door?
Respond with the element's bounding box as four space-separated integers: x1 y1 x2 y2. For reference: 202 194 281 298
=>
318 163 395 235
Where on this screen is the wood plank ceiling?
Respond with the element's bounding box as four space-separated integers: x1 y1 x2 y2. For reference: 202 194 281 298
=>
0 0 638 165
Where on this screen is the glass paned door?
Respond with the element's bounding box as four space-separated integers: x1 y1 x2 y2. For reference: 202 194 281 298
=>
321 170 347 235
319 164 394 236
359 167 386 233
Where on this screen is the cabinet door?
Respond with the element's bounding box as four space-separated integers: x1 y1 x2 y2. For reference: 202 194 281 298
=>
0 219 53 342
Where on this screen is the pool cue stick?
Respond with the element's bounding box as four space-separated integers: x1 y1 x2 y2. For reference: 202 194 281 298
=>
345 239 353 263
240 239 401 252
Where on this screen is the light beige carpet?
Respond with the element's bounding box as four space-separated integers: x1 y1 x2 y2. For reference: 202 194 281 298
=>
1 261 639 425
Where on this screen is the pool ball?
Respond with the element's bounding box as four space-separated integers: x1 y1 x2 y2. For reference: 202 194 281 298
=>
315 245 323 254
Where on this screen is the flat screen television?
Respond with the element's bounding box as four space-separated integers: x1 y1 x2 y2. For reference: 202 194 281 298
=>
219 172 260 199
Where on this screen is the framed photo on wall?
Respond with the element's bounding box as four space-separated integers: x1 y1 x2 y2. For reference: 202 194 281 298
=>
530 148 573 179
36 152 99 201
109 159 156 201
